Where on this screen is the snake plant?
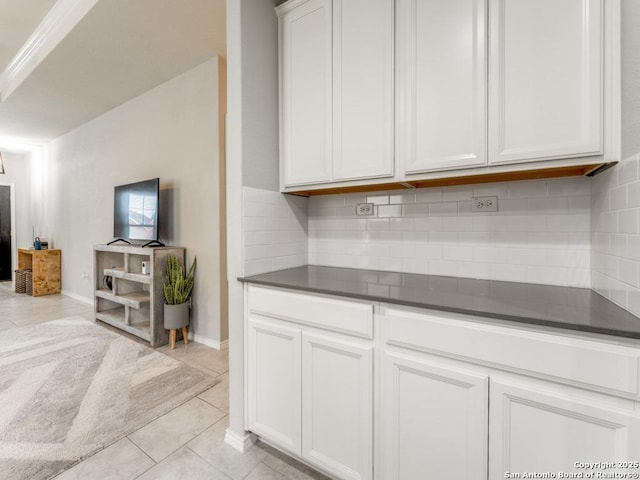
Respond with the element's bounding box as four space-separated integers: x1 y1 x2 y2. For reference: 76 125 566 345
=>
163 254 196 305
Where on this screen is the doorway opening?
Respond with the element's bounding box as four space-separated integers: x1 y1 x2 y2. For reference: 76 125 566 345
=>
0 185 12 282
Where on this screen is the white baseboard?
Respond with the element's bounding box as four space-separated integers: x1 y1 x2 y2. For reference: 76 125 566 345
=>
61 290 93 305
192 333 229 351
224 428 255 453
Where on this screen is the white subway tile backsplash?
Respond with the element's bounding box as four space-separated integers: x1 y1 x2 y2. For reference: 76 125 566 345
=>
527 197 568 214
497 198 528 214
402 231 429 242
402 204 430 216
415 189 443 203
429 202 458 216
618 209 639 234
242 187 308 276
619 157 639 184
592 154 640 313
442 216 473 232
547 214 590 232
378 205 402 218
442 187 473 202
414 217 443 231
618 259 639 287
508 215 547 232
367 218 390 231
473 216 509 232
389 192 416 204
390 218 414 231
508 180 548 199
245 171 638 293
367 194 389 205
507 248 547 266
547 177 590 197
526 265 569 286
610 184 628 210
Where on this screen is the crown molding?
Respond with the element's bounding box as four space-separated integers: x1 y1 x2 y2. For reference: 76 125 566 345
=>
0 0 99 102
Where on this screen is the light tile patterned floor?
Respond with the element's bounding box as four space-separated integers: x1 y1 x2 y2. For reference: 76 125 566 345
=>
0 282 329 480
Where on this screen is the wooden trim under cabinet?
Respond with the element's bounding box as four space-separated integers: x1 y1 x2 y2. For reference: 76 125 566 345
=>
285 162 612 196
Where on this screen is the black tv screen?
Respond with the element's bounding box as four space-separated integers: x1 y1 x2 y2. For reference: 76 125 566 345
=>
114 178 159 241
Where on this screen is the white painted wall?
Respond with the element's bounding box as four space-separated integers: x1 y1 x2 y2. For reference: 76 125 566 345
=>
39 57 226 345
225 0 282 448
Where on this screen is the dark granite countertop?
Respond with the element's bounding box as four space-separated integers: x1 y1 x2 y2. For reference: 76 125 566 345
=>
239 265 640 341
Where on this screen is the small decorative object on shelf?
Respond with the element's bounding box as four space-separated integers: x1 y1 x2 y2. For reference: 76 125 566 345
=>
163 254 196 349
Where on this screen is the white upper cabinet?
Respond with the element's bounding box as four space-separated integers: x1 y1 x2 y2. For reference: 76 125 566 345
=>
488 0 604 165
279 0 332 186
278 0 618 194
397 0 488 174
332 0 394 181
278 0 394 188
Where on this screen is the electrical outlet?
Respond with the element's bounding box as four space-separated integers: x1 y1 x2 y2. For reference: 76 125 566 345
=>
81 272 89 280
471 196 498 212
356 203 375 216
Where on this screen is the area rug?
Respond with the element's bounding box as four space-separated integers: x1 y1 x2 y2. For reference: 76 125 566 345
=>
0 317 218 480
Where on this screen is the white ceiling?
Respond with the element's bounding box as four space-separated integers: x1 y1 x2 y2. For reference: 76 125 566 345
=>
0 0 226 149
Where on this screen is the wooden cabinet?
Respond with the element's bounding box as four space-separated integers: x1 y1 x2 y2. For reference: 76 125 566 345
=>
380 350 488 480
278 0 394 188
246 285 373 480
18 248 61 296
93 244 184 347
397 0 487 174
488 0 603 165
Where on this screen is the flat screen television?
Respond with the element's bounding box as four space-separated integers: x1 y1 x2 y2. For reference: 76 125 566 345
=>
113 178 160 243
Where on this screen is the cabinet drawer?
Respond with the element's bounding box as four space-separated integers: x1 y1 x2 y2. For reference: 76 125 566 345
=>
383 306 640 398
248 286 373 339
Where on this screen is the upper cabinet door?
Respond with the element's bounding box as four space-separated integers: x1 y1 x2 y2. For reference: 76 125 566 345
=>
398 0 488 174
488 0 603 165
279 0 332 186
332 0 394 181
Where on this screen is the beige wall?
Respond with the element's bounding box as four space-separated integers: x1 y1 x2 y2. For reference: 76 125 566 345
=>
39 57 227 346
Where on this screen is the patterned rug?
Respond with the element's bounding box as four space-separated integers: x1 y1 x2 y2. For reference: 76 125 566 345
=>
0 317 217 480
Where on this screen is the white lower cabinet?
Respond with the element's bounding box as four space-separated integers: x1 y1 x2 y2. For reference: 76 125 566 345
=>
380 351 488 480
246 286 373 480
246 288 640 480
489 378 640 478
379 305 640 480
247 317 302 455
302 332 372 480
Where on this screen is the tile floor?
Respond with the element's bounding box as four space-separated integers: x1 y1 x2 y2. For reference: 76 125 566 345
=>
0 282 329 480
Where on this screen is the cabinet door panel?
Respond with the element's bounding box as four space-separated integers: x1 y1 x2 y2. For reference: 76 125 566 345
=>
489 378 640 478
489 0 603 164
247 318 302 455
381 351 489 480
280 0 332 186
398 0 487 173
302 332 372 480
332 0 394 181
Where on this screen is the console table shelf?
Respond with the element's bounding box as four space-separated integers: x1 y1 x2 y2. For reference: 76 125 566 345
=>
93 244 184 347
